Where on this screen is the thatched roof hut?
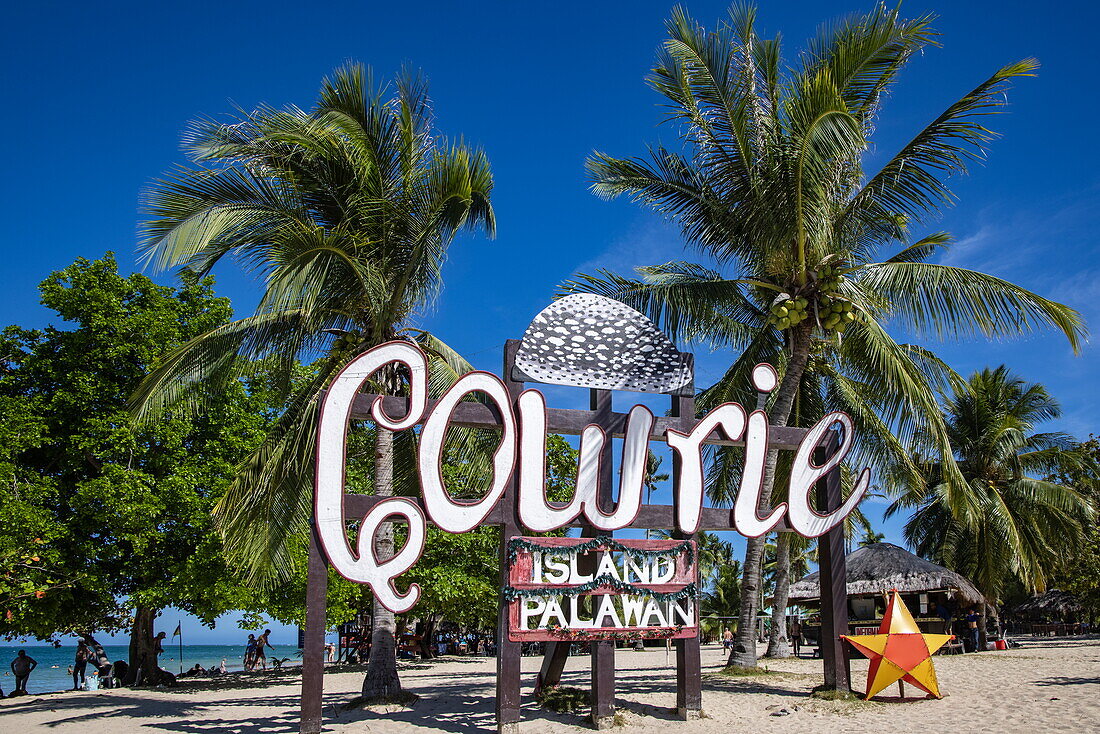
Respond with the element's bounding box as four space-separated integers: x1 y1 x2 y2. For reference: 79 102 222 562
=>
789 542 983 605
1010 590 1084 620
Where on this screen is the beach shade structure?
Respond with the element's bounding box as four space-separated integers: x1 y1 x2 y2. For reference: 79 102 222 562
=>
1010 589 1085 622
788 542 983 605
842 590 953 700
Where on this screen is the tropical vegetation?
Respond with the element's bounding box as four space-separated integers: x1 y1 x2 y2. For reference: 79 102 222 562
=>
0 256 276 681
133 64 495 698
890 366 1096 645
565 3 1084 666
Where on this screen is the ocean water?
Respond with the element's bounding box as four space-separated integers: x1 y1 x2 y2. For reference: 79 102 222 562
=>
0 644 294 695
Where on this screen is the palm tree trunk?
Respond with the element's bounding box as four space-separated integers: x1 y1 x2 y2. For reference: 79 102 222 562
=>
765 532 791 657
362 426 403 699
729 322 813 669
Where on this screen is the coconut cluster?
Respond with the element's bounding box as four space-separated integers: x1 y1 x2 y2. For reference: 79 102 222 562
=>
766 264 862 334
330 331 361 352
767 296 810 330
819 296 857 333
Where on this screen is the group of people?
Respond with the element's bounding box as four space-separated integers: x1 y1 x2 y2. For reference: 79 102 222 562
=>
6 642 112 697
719 620 804 657
433 631 482 657
178 659 229 678
5 628 280 696
243 629 275 671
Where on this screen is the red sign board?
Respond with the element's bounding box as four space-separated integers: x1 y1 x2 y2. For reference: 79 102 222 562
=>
507 537 698 642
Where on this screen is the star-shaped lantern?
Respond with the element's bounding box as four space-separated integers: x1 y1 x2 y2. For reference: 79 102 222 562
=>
841 590 953 700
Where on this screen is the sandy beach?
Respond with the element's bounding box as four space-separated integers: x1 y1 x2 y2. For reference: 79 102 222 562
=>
1 637 1097 733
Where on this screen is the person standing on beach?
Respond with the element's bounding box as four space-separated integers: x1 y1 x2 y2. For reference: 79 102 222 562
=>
72 641 90 690
10 650 38 694
722 628 733 652
153 631 167 672
965 608 981 652
244 634 257 671
253 629 275 671
789 620 802 657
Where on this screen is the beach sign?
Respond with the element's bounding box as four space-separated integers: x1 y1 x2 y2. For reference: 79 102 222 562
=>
313 332 870 614
506 536 698 641
302 293 869 733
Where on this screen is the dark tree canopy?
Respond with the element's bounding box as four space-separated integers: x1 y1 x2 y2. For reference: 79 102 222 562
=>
0 254 276 640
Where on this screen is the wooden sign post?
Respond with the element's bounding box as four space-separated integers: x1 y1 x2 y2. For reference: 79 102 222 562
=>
301 295 857 734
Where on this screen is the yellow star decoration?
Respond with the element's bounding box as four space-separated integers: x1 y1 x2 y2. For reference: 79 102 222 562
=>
841 590 953 700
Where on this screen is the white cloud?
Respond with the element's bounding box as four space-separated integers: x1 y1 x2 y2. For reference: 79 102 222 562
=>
571 214 693 277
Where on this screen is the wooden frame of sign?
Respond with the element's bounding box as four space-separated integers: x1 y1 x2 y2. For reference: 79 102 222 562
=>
299 339 853 733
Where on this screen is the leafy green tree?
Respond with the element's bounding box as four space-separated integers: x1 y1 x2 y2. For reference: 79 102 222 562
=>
890 367 1096 646
857 529 886 548
0 255 274 681
1050 437 1100 623
134 63 495 698
567 4 1082 667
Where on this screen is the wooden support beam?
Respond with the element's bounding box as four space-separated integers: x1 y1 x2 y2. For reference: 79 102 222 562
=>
671 359 703 720
300 527 328 734
495 340 524 734
342 493 795 533
350 393 810 449
816 431 852 693
536 642 570 696
588 388 616 731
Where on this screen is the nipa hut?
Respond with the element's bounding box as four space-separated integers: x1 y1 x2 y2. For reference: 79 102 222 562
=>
789 542 983 642
1010 590 1087 633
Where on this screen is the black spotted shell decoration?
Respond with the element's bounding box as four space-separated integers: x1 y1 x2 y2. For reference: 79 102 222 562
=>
513 294 692 394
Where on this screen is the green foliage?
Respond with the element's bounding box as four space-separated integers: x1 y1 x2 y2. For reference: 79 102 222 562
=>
537 686 590 714
891 367 1096 603
567 3 1083 496
405 526 499 627
700 561 742 636
1049 437 1100 619
134 63 496 584
0 255 275 639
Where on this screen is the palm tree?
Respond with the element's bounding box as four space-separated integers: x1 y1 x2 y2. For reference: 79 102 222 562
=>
890 366 1096 646
643 452 670 539
566 5 1084 668
132 64 495 698
857 529 886 548
700 558 742 639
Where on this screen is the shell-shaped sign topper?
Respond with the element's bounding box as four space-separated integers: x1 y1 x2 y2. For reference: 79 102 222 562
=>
513 293 692 394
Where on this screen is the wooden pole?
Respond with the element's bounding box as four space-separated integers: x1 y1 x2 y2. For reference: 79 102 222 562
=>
495 339 524 734
589 388 617 730
300 525 329 734
815 430 851 693
671 356 702 720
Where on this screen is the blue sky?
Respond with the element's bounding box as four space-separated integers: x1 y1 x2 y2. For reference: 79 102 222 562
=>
4 1 1098 642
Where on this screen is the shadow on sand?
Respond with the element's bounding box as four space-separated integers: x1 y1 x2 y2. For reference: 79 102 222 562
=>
0 653 830 733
